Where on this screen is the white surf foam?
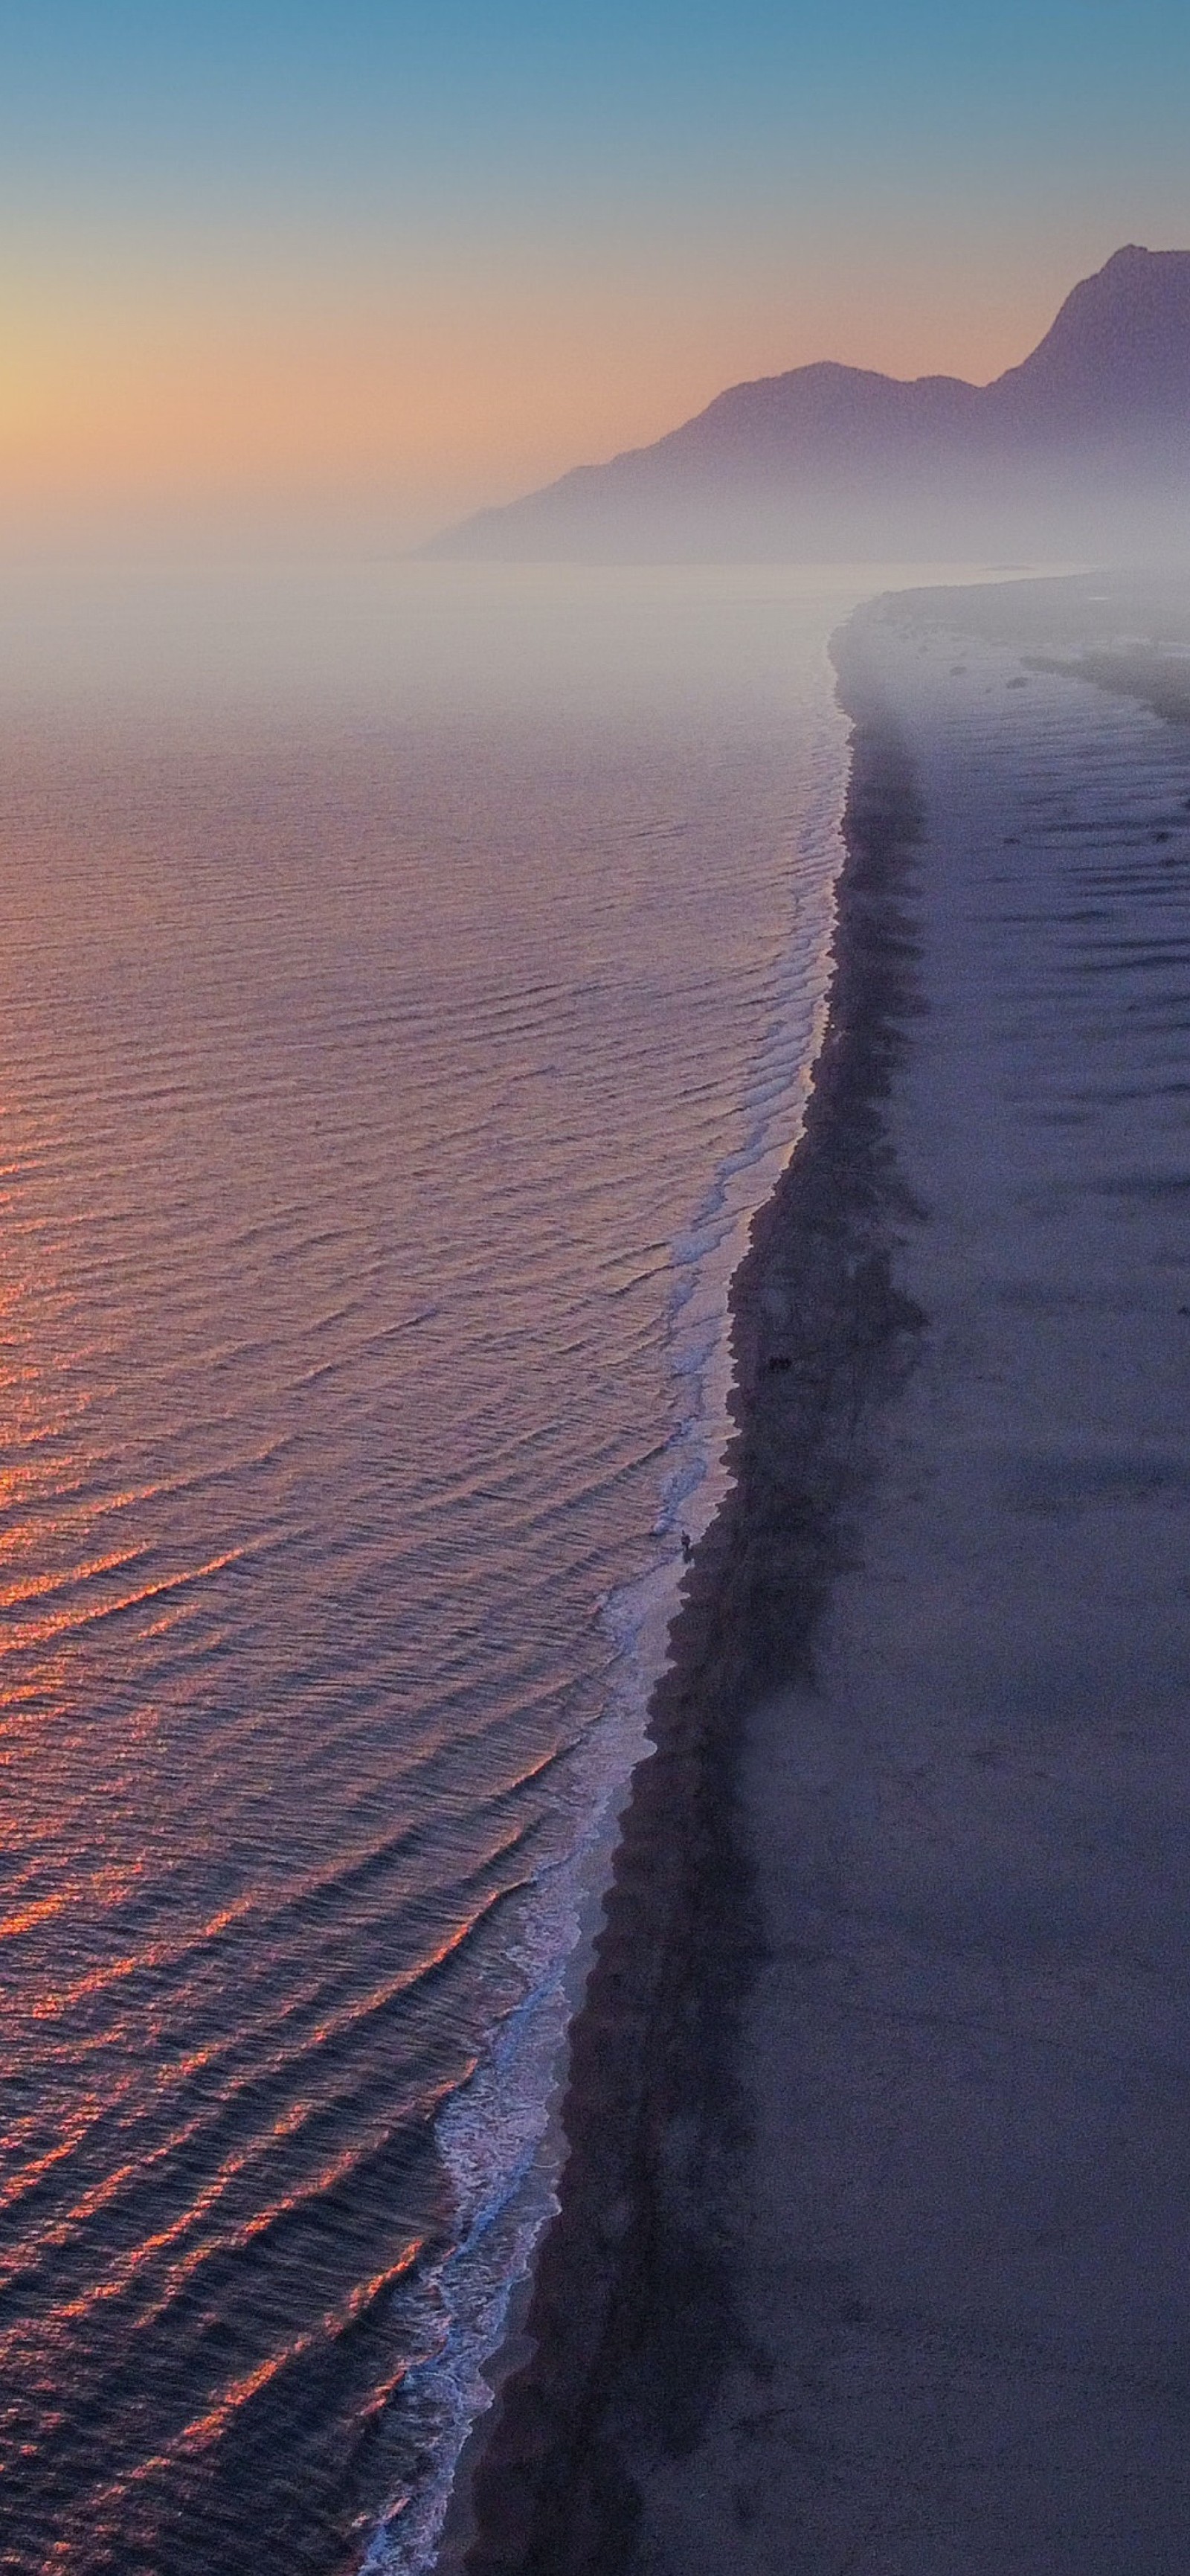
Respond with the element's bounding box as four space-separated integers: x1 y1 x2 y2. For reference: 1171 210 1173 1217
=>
361 664 850 2576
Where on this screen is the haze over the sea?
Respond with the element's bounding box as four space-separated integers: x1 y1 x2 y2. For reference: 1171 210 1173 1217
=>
4 0 1189 556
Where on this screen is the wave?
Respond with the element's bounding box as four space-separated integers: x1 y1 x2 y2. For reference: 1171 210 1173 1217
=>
358 681 849 2576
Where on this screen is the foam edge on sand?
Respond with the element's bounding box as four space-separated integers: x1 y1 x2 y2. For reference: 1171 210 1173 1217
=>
435 597 929 2576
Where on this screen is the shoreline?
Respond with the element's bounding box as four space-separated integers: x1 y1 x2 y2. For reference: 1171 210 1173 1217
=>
438 606 927 2574
442 565 1190 2571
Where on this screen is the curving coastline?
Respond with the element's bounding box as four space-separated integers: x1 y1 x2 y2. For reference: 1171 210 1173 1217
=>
437 603 928 2575
442 567 1190 2573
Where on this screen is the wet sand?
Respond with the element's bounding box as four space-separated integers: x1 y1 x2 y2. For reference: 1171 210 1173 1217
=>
444 574 1190 2575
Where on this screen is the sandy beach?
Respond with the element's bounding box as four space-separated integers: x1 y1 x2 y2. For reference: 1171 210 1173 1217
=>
444 572 1190 2575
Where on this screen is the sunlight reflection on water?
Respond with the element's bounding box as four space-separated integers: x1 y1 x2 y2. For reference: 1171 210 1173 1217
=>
0 559 866 2572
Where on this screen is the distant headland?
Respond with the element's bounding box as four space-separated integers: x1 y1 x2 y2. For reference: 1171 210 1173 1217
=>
424 245 1190 562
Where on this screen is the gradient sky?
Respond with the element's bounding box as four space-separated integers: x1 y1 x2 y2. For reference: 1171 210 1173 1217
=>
3 0 1189 547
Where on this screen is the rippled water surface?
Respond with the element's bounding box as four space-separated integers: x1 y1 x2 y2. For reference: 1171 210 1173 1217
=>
0 561 863 2572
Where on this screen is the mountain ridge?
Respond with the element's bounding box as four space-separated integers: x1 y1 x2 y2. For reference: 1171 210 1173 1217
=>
425 246 1190 562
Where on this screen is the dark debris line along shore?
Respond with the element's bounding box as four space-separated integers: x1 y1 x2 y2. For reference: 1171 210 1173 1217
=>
450 614 929 2576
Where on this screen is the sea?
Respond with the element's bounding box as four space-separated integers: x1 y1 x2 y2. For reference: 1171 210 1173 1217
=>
0 556 890 2574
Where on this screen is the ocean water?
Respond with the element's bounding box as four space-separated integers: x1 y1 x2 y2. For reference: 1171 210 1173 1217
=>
0 559 866 2575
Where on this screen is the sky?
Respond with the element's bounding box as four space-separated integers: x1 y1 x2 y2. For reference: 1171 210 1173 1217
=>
2 0 1189 550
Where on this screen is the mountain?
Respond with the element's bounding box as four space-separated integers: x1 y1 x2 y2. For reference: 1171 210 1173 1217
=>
425 247 1190 562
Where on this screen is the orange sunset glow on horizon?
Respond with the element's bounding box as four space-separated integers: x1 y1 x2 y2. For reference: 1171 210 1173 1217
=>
5 0 1190 553
4 218 1188 551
